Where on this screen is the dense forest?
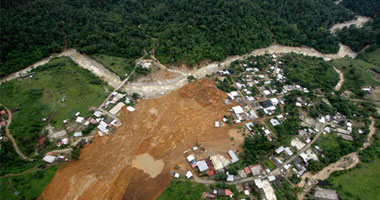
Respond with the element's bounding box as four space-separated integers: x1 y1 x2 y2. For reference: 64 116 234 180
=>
337 0 380 52
1 0 354 77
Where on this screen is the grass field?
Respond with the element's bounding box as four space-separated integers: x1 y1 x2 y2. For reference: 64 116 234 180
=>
0 57 111 155
0 165 59 200
157 180 207 200
326 155 380 200
333 48 380 96
91 54 135 78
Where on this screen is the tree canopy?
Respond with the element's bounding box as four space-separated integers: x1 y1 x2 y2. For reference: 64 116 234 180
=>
1 0 354 77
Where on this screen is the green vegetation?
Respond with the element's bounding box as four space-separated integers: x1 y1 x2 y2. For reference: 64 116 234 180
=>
333 49 380 96
0 57 110 155
0 165 59 200
91 54 135 78
325 140 380 200
337 0 380 52
282 54 339 91
157 181 207 200
1 0 354 77
242 134 275 165
310 133 359 173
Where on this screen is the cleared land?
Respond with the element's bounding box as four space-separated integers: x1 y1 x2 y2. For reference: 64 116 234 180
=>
0 57 110 155
327 154 380 199
91 54 135 78
39 79 243 200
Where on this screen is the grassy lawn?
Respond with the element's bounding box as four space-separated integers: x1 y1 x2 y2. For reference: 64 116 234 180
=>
158 180 207 200
91 54 135 78
0 57 111 155
0 165 59 200
326 156 380 200
262 158 276 171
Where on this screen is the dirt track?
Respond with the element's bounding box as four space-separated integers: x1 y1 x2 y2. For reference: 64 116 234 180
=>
330 16 372 34
0 49 121 88
0 104 34 161
122 43 357 98
40 79 243 200
334 67 344 91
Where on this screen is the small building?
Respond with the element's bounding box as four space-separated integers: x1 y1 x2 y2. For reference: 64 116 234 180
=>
227 174 234 182
186 171 193 179
76 116 85 124
127 106 135 112
110 102 126 115
197 160 209 172
43 155 56 164
275 146 285 154
187 154 196 163
74 131 83 137
227 150 239 163
232 106 244 115
250 164 264 176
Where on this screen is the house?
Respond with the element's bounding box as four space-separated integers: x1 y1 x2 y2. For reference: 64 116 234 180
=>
244 167 252 175
197 160 209 172
94 110 103 118
43 155 56 164
97 121 108 134
225 189 233 197
186 154 196 163
284 147 294 157
174 173 180 178
261 100 273 108
245 122 254 132
76 116 85 124
232 106 244 115
127 106 135 112
210 155 231 171
275 146 285 154
110 102 126 115
254 179 263 189
186 171 193 179
215 121 220 128
238 169 247 178
270 118 280 126
227 174 234 182
227 150 239 163
74 131 83 137
38 137 46 146
250 164 264 176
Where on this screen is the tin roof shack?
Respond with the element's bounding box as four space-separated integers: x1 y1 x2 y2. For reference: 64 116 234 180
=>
227 150 239 163
250 164 264 176
197 160 209 173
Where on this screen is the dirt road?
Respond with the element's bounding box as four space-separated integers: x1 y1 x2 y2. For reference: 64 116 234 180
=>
0 49 121 88
0 104 34 161
122 43 357 98
297 117 377 200
334 67 344 91
330 16 372 34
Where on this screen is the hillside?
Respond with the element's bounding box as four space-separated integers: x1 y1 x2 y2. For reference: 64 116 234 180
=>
1 0 354 77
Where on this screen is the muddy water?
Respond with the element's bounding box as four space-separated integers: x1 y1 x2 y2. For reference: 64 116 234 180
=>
132 153 164 178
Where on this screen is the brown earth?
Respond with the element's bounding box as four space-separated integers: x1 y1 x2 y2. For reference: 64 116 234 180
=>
39 79 241 200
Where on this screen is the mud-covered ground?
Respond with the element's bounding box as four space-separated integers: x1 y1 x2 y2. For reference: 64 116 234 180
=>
39 79 243 200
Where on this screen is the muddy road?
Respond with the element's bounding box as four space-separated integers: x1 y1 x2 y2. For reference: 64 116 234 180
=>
122 43 357 98
0 49 121 88
330 16 372 34
40 80 243 200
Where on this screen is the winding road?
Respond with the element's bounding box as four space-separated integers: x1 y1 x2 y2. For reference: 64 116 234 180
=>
0 104 34 161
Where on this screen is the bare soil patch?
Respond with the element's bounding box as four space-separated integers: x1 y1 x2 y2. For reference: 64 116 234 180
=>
40 79 240 200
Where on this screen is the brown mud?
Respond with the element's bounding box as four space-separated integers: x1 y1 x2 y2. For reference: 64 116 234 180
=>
40 79 240 200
